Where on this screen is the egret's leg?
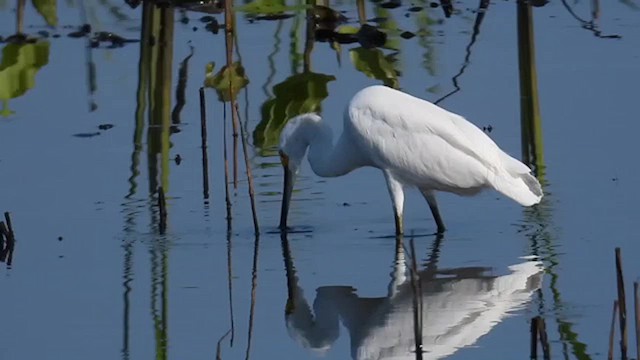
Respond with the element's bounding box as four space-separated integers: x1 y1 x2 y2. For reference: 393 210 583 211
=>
420 189 446 234
383 171 405 235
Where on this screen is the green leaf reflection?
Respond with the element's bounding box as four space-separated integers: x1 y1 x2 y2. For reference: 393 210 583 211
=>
236 0 308 16
349 47 399 89
203 61 250 102
253 72 335 152
0 41 50 117
32 0 58 27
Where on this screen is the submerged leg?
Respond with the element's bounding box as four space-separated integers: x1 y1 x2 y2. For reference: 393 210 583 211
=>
383 171 405 235
420 189 446 234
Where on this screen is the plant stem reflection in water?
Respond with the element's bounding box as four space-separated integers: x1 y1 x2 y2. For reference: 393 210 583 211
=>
121 2 176 359
517 3 592 359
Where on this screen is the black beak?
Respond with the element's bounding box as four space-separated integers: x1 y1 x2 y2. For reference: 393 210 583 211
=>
279 165 294 231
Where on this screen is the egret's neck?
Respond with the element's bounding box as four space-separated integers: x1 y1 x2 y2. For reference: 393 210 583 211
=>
307 121 361 178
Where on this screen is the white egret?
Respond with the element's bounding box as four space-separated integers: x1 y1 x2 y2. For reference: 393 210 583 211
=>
278 85 543 234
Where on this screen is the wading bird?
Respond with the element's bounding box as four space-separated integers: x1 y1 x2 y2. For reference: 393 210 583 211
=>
278 85 543 234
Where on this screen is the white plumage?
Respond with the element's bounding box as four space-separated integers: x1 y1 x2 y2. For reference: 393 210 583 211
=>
278 85 543 234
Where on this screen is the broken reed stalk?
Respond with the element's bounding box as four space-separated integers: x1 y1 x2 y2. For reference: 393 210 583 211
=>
408 238 423 360
233 102 260 234
224 0 239 190
222 102 232 222
609 300 619 360
615 247 629 360
199 87 210 200
634 282 639 360
216 329 231 360
158 187 167 233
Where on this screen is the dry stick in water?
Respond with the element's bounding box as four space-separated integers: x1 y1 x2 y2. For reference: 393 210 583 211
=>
224 0 239 189
233 103 260 234
616 247 629 360
609 300 619 360
222 104 232 222
158 187 167 234
199 87 210 200
634 282 639 360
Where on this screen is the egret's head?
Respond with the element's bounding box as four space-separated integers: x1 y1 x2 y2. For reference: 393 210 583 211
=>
278 113 321 230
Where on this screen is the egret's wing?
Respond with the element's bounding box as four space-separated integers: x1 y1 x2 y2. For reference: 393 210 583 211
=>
347 86 536 197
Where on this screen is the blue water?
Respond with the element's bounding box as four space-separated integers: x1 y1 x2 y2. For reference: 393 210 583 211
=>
1 1 639 359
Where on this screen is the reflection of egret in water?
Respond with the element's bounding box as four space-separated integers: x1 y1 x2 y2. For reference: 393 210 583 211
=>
281 233 544 359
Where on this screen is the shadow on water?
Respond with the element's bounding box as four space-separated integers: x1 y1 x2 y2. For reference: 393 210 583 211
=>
280 232 544 359
517 3 592 359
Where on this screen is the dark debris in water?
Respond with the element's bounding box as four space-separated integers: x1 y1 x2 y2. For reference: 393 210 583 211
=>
316 24 387 49
72 132 101 138
68 24 92 38
400 31 416 39
380 0 402 9
90 32 139 48
98 124 114 131
0 33 38 45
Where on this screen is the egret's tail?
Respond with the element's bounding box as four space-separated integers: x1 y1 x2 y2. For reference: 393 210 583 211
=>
491 153 543 206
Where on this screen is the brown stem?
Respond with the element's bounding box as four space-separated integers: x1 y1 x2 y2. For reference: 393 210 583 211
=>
616 247 629 360
17 0 26 34
233 103 260 234
609 300 619 360
199 87 210 200
634 281 639 360
224 0 239 190
223 102 232 222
